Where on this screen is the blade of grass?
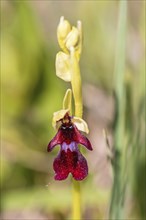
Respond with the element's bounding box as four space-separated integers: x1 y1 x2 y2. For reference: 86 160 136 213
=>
109 0 127 219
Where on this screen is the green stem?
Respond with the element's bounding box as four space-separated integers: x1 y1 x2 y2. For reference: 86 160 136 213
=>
70 47 83 118
109 0 127 219
70 47 82 220
72 179 81 220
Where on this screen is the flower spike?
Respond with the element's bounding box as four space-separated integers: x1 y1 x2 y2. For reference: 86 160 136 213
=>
48 17 92 183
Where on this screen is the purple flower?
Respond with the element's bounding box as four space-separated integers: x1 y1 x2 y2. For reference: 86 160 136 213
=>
47 113 93 181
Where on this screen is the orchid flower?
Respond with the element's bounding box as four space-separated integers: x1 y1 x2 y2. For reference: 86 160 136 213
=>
48 110 92 181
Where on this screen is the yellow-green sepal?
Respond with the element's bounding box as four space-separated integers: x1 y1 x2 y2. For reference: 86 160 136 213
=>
52 109 69 130
72 117 89 134
56 51 71 82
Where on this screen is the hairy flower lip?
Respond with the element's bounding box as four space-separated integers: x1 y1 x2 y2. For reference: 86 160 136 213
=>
53 144 88 181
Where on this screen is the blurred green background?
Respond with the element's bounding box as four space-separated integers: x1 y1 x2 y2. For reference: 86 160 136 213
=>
1 0 145 219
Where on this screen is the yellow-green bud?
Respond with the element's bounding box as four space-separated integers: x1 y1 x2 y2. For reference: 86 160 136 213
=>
57 16 71 52
66 26 79 50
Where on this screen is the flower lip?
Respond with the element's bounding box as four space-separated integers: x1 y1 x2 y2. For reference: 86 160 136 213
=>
53 143 88 181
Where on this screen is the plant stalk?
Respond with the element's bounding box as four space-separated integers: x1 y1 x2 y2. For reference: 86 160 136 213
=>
72 179 81 220
70 47 83 220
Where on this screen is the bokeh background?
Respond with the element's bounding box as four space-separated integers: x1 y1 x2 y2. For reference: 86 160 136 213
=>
1 0 145 219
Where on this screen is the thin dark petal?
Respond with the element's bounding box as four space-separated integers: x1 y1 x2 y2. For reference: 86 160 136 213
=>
47 130 63 152
73 126 93 151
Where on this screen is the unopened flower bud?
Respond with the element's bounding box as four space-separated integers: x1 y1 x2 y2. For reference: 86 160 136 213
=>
57 16 71 52
65 26 80 50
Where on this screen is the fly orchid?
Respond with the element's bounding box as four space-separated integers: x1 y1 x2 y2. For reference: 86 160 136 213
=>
47 110 92 181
